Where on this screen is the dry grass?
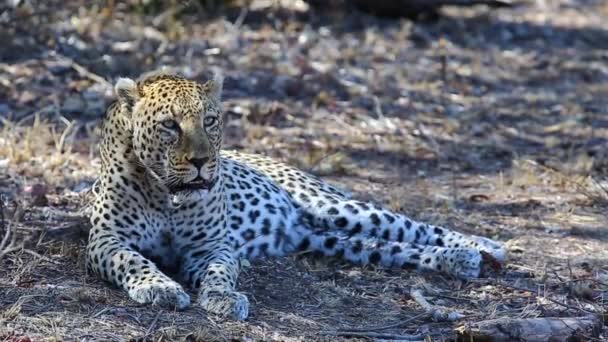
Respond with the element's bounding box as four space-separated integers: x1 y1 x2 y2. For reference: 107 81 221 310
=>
0 116 98 190
1 0 608 340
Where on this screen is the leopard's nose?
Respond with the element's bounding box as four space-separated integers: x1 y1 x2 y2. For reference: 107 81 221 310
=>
187 157 209 169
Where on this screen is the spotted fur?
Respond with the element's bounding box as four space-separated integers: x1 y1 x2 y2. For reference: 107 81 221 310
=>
87 72 507 320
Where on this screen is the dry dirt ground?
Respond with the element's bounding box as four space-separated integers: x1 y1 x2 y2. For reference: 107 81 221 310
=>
1 0 608 341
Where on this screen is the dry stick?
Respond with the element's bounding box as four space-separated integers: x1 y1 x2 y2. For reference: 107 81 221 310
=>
152 0 193 27
319 312 429 340
457 315 603 341
92 307 113 319
410 288 464 322
233 4 249 29
0 197 9 251
56 55 113 89
439 37 448 113
0 214 21 260
53 119 77 154
22 248 59 264
495 280 597 315
398 0 514 6
309 150 345 173
414 122 442 159
143 311 162 340
372 96 385 120
320 331 424 340
558 277 608 289
523 158 606 203
325 312 430 333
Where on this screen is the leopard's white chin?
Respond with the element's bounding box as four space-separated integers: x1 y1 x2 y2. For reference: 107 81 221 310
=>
170 189 209 207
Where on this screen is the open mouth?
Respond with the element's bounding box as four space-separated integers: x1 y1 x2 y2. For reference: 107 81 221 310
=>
169 176 214 193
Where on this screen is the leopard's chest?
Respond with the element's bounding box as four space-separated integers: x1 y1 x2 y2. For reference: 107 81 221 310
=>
137 212 182 270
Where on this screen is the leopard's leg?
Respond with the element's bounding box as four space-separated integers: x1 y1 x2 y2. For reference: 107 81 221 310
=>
86 235 190 309
180 241 249 320
301 230 483 279
295 195 506 264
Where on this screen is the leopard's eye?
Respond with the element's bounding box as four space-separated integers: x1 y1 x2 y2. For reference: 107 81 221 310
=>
203 116 217 127
161 119 179 131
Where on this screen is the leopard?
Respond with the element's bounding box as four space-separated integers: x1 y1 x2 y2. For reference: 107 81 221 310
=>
86 71 507 320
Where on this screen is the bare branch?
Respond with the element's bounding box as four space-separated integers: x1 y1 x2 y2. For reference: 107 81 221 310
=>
411 287 464 322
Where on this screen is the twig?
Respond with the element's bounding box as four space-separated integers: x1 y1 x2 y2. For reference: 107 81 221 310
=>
388 0 515 6
22 248 59 264
556 277 608 289
372 96 385 120
320 330 424 340
0 237 20 258
414 123 441 157
143 311 162 339
53 119 77 154
439 37 448 112
56 54 113 89
329 312 429 333
0 200 21 260
589 176 608 199
411 288 464 321
152 0 193 27
233 5 249 29
91 307 113 318
308 150 344 173
0 196 8 250
495 280 597 315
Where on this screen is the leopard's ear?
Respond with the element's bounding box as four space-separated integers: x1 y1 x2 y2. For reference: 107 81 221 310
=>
115 77 140 114
204 71 223 100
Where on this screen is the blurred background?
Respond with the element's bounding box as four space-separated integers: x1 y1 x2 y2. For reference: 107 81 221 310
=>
0 0 607 340
2 0 607 191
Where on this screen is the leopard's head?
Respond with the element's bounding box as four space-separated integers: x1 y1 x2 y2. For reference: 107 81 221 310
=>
114 72 224 196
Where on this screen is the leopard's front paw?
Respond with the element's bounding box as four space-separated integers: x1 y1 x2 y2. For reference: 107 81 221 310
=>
128 281 191 310
198 289 249 320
